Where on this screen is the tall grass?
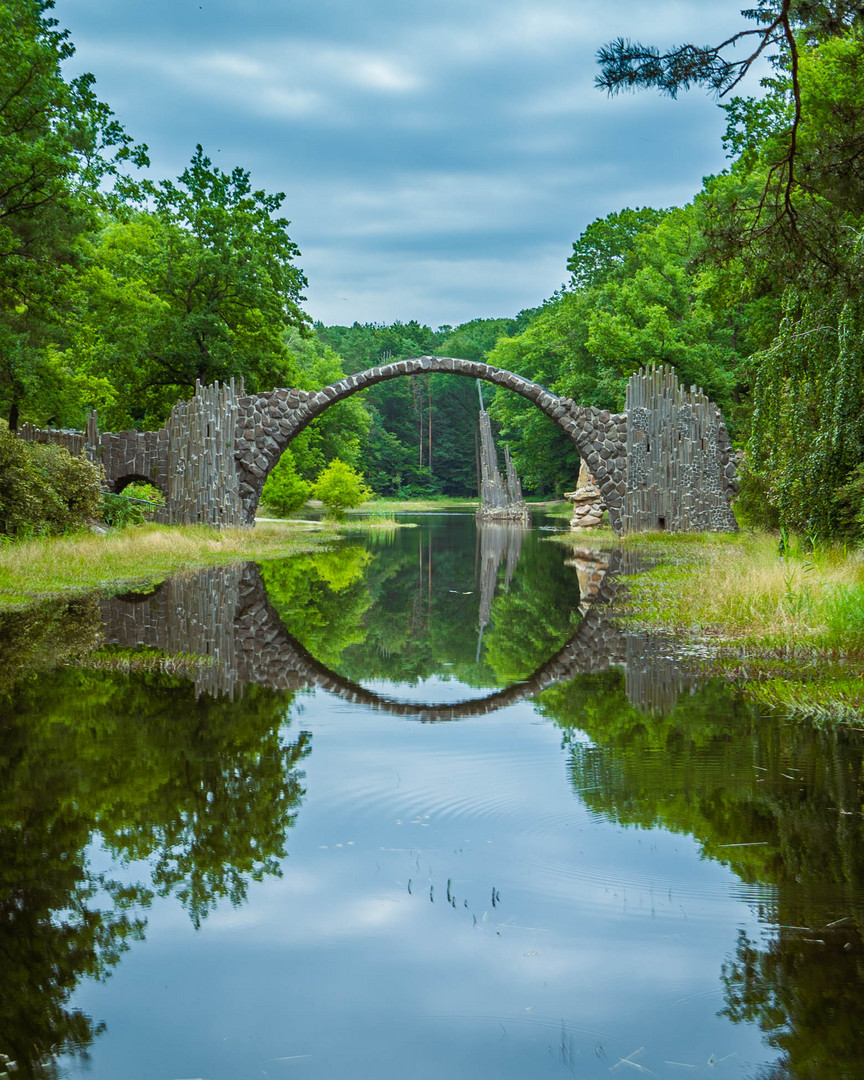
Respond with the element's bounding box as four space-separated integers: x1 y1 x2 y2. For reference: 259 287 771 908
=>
623 532 864 652
0 521 334 609
617 531 864 723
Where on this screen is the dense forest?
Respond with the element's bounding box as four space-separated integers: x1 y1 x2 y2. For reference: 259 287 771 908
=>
3 1 864 537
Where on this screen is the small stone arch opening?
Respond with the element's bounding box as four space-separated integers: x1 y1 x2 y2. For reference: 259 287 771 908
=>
113 473 163 496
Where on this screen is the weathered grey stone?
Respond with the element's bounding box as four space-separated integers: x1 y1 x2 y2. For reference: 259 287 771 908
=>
36 359 733 534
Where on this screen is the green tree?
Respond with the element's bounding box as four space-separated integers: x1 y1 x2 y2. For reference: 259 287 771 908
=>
312 458 373 515
260 448 311 516
596 6 864 537
66 148 308 427
487 204 754 494
259 331 373 506
596 0 864 245
0 0 146 429
278 331 371 480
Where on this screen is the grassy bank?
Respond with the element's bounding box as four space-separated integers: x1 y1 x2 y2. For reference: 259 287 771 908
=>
347 496 479 513
0 521 334 610
613 531 864 722
353 496 572 516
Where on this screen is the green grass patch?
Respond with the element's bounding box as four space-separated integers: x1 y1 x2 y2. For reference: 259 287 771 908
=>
547 525 620 545
0 520 336 610
609 529 864 724
351 497 479 513
341 514 417 530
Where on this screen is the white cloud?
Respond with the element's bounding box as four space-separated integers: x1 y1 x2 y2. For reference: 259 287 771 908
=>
348 54 422 92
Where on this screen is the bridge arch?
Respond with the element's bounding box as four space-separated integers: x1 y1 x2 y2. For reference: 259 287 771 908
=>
233 356 628 529
113 472 162 495
101 560 629 717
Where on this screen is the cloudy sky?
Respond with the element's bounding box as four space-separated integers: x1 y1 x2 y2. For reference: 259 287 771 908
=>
60 0 757 328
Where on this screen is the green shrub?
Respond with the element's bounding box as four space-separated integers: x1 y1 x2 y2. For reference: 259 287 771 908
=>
123 481 165 506
834 462 864 541
100 493 146 528
101 482 165 528
261 448 311 516
0 430 103 537
311 459 373 516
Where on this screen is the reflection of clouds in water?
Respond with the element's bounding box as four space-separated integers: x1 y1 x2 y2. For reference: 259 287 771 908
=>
94 697 766 1080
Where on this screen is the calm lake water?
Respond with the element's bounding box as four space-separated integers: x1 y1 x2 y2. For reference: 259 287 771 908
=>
2 513 864 1080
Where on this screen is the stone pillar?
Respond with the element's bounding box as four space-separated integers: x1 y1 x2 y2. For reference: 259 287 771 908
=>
564 461 606 530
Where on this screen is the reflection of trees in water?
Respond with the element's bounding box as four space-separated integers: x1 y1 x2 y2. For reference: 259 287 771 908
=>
0 659 308 1075
0 597 103 695
329 522 584 687
540 670 864 1079
477 527 585 685
259 545 373 668
722 918 864 1080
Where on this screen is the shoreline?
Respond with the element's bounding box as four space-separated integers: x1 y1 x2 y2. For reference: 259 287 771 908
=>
0 520 337 611
567 530 864 723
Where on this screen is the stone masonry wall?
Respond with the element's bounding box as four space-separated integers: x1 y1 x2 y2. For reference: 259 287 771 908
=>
17 360 736 536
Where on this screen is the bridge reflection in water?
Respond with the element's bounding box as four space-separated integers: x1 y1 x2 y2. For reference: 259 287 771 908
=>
99 545 696 718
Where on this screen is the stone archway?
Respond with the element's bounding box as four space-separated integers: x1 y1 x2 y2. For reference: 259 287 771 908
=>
234 356 629 528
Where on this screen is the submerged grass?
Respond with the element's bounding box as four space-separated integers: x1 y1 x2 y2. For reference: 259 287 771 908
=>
742 675 864 727
615 530 864 723
0 520 335 610
82 646 217 679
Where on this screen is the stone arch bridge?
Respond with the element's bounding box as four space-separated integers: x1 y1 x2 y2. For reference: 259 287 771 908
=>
20 359 739 535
